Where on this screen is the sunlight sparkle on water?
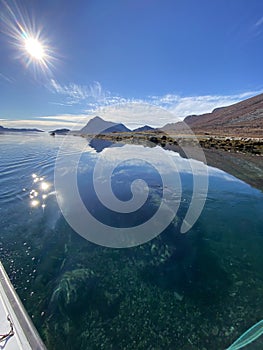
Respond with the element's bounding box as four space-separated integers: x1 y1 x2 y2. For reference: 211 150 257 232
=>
29 190 38 199
40 182 50 191
31 200 40 207
29 174 52 210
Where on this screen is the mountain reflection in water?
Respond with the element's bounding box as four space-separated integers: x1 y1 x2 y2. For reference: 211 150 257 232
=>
0 133 263 350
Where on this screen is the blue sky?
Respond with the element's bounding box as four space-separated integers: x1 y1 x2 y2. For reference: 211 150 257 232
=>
1 0 263 129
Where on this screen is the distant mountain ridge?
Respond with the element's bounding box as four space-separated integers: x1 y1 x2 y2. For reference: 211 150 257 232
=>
133 125 154 132
0 125 43 133
162 93 263 137
79 116 131 134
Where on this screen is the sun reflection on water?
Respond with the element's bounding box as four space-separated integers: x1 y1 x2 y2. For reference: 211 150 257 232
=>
29 173 52 209
40 182 50 191
31 199 40 207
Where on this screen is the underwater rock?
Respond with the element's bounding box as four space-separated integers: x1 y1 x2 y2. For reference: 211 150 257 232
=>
50 268 97 317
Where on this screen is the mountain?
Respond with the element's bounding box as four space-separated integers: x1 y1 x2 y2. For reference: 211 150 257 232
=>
79 116 130 134
133 125 154 132
162 93 263 137
0 125 44 133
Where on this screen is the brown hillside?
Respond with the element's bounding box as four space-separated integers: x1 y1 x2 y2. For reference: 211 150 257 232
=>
163 93 263 137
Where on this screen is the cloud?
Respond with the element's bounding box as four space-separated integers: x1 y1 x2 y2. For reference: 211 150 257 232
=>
88 90 262 129
49 79 107 106
255 16 263 27
251 16 263 37
0 72 14 83
3 86 263 130
1 104 176 130
39 114 89 123
1 117 86 131
149 90 263 119
49 79 133 113
49 78 263 124
94 102 175 129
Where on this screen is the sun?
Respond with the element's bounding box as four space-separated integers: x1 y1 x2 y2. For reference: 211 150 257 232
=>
24 37 45 60
21 32 54 73
2 1 56 76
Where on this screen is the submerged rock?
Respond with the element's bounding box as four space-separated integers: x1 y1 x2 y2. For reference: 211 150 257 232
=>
50 268 97 316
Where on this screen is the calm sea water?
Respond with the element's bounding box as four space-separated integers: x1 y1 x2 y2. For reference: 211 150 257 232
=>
1 133 263 349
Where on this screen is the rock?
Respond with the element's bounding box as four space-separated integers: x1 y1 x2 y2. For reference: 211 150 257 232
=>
50 268 97 316
211 326 219 336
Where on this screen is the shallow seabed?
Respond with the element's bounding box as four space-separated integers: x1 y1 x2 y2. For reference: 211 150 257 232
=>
1 133 263 350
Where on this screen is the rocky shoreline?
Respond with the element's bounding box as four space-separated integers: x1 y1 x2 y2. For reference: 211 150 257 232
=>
90 131 263 191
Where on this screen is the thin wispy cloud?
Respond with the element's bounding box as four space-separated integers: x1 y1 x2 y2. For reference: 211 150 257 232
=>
49 79 107 106
39 114 87 122
255 16 263 27
49 102 73 107
84 90 263 128
49 79 131 112
251 15 263 37
84 90 262 128
0 72 15 83
39 114 92 127
149 90 263 119
50 78 257 123
3 85 263 130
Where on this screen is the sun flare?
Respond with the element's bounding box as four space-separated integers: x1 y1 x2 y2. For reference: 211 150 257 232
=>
1 1 56 75
24 37 45 60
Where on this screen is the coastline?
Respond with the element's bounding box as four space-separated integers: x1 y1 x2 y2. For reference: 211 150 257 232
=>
202 148 263 191
88 131 263 192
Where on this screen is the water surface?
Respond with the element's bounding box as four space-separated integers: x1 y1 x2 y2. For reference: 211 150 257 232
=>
1 133 263 349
